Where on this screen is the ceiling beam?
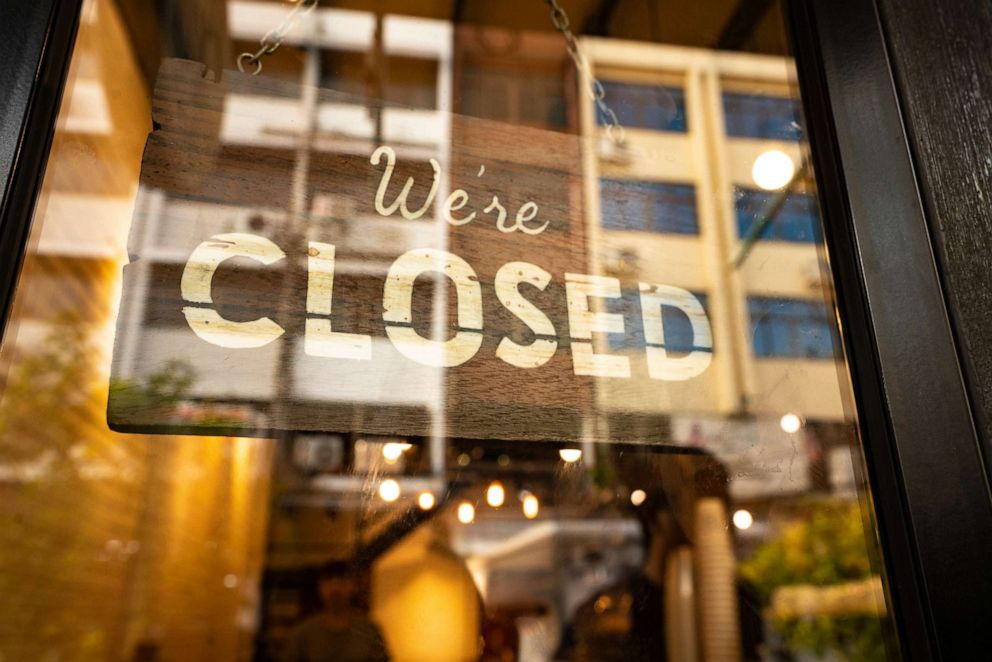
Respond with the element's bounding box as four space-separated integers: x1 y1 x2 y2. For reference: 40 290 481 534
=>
716 0 775 50
583 0 622 37
452 0 468 24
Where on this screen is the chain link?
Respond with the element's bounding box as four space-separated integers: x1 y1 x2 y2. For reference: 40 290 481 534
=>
237 0 623 143
238 0 319 75
545 0 626 145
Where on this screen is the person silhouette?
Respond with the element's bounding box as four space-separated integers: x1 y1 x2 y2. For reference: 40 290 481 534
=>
283 561 390 662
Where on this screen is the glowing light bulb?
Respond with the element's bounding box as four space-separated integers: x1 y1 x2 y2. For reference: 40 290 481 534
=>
382 442 412 462
733 509 754 530
379 479 400 502
522 494 540 519
418 491 436 510
486 481 505 508
559 448 582 463
752 149 795 190
457 501 475 524
630 489 647 506
780 413 802 434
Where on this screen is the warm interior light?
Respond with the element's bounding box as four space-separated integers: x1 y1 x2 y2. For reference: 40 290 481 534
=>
417 491 436 510
457 501 475 524
486 481 505 508
522 494 540 519
733 509 754 530
630 489 647 506
559 448 583 463
780 413 802 434
382 442 412 462
379 479 400 502
752 149 795 190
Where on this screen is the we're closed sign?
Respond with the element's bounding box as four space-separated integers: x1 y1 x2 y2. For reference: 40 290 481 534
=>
108 59 715 443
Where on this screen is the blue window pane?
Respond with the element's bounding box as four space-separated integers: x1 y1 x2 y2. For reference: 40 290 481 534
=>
598 82 687 132
601 180 698 234
735 187 820 243
748 297 835 359
723 92 801 141
607 291 710 352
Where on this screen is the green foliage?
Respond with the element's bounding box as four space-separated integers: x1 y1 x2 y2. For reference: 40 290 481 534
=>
777 615 886 662
739 501 887 661
108 359 195 422
740 501 872 598
0 319 97 461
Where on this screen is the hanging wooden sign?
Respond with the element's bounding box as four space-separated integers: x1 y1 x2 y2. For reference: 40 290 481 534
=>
108 59 714 442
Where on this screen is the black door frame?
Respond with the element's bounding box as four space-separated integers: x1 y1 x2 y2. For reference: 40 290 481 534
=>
1 0 990 659
789 0 992 658
0 0 84 333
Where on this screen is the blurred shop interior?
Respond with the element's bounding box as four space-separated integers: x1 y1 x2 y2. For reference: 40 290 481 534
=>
0 1 898 662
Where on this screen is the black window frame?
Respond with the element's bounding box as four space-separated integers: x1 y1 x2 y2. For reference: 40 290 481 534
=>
1 1 991 659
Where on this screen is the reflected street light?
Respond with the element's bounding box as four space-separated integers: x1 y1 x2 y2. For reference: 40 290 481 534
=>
752 149 795 190
733 509 754 530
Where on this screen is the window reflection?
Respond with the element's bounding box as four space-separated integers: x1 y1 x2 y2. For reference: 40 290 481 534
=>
0 1 898 662
597 82 688 133
600 180 699 234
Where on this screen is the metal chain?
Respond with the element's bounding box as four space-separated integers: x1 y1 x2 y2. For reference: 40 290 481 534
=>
237 0 319 75
237 0 623 144
545 0 626 145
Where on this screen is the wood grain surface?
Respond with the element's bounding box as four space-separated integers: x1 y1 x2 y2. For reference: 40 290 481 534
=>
877 0 992 453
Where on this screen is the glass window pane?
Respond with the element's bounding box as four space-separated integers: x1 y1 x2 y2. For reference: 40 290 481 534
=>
0 2 901 662
723 91 802 141
598 81 688 133
601 180 699 234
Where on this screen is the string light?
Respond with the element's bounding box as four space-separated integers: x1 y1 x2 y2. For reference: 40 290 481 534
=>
457 501 475 524
382 442 412 462
379 479 400 502
486 481 505 508
630 489 647 506
418 491 435 510
522 494 540 519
